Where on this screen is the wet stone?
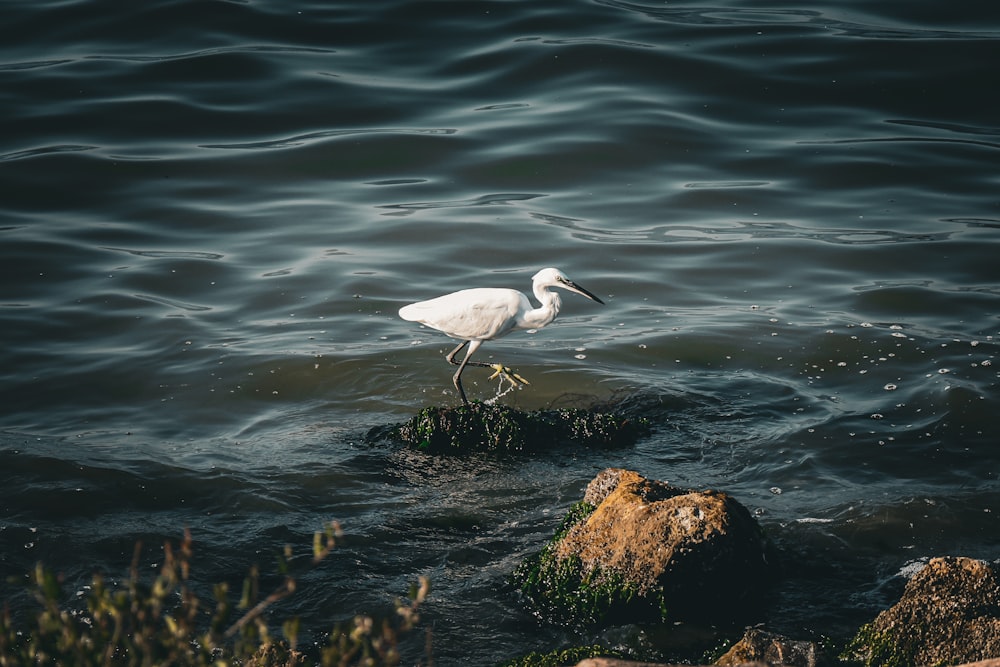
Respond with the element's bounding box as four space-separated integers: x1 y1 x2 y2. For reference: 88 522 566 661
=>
843 556 1000 667
513 469 774 627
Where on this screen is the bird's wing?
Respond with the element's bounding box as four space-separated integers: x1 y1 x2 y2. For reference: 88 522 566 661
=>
399 288 526 340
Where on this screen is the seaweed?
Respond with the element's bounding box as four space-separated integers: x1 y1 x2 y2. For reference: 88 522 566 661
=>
392 402 648 454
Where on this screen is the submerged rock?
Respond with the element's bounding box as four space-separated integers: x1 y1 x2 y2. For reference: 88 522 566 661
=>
844 556 1000 667
514 469 773 626
716 628 828 667
392 402 647 454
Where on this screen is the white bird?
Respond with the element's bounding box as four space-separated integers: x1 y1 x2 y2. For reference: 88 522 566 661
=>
399 268 604 404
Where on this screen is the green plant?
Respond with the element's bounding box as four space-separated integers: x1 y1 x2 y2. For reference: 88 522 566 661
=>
0 523 430 667
841 621 913 667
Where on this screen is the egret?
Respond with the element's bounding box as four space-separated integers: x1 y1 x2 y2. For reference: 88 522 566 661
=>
399 267 604 404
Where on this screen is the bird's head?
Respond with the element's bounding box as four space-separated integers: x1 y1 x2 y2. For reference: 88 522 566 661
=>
532 268 604 304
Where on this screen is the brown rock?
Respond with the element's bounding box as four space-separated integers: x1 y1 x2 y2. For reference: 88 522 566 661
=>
845 556 1000 666
574 659 770 667
583 467 639 505
716 628 826 667
556 469 772 619
573 660 1000 667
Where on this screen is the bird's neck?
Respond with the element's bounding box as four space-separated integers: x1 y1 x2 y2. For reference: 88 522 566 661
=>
521 289 561 329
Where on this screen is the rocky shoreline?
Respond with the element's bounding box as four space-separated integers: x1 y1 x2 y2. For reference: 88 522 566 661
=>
507 467 1000 667
385 403 1000 666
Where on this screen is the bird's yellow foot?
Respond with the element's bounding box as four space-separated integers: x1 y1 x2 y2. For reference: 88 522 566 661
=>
488 363 530 386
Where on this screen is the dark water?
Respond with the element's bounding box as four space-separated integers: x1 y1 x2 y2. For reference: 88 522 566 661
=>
2 0 999 663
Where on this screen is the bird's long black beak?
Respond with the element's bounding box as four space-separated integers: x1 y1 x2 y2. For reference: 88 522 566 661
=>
561 278 605 305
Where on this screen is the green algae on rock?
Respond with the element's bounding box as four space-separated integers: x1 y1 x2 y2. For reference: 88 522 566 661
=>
497 643 625 667
392 402 647 454
512 499 657 627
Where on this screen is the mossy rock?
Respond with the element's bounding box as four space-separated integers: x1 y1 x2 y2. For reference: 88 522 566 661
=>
512 470 773 628
392 402 648 454
512 500 669 627
842 557 1000 667
498 643 624 667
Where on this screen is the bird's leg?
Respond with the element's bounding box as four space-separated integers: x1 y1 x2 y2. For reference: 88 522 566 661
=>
446 340 486 405
452 358 470 406
445 340 525 403
445 341 493 368
445 341 469 366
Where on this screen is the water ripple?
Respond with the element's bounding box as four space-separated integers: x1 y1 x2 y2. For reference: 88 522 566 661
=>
0 145 97 162
513 35 656 49
103 247 226 260
596 1 1000 39
85 44 337 64
379 192 546 213
888 119 1000 137
802 135 1000 151
202 128 457 150
0 59 74 71
529 215 956 246
132 293 212 313
945 218 1000 230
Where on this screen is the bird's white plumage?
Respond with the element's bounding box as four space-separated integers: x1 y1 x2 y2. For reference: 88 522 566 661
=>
399 268 604 404
398 287 529 341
